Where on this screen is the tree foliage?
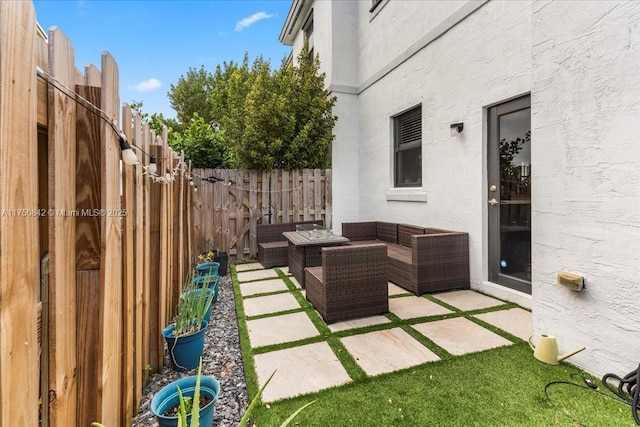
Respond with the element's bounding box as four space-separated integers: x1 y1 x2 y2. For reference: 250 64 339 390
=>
168 66 216 128
142 43 336 170
169 113 234 169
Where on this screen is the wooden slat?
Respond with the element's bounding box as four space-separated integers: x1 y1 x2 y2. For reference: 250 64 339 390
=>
148 142 162 371
141 122 153 378
325 169 332 231
74 84 101 427
98 51 122 427
314 169 322 221
249 171 258 257
235 170 245 258
282 170 290 223
133 113 145 401
121 103 135 422
47 26 78 427
0 2 40 425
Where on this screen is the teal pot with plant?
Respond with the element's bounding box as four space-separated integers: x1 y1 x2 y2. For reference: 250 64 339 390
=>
196 261 220 277
192 275 220 303
151 362 220 427
162 320 208 371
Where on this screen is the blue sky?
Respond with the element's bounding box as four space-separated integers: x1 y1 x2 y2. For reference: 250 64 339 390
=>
33 0 294 119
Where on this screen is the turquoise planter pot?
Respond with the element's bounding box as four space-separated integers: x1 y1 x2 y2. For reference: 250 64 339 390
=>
162 320 208 371
151 374 220 427
196 261 220 277
192 275 220 303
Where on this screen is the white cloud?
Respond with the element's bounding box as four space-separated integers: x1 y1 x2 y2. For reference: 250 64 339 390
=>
132 78 162 92
235 12 274 32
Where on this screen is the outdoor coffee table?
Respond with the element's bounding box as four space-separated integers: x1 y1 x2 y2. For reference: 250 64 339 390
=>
283 225 349 287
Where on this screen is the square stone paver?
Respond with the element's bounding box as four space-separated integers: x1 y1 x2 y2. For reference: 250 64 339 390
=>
240 278 289 297
431 290 504 312
254 341 352 402
280 266 292 275
389 295 452 319
341 328 439 376
246 311 319 348
474 308 532 340
235 262 263 272
243 292 301 317
328 315 392 333
412 317 512 356
236 268 279 282
388 282 409 296
288 275 302 289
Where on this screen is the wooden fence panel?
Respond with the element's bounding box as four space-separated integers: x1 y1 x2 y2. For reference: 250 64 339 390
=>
192 169 331 260
98 51 123 427
48 26 78 427
0 2 40 425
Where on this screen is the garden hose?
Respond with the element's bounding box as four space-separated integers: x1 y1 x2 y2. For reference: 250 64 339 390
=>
545 364 640 426
602 363 640 425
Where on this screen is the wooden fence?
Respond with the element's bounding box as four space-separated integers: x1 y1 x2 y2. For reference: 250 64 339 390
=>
191 169 332 260
0 2 193 426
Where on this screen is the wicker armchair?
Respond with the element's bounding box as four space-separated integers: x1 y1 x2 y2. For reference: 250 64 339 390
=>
305 243 388 323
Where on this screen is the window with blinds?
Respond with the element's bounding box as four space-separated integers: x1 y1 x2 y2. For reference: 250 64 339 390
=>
394 105 422 187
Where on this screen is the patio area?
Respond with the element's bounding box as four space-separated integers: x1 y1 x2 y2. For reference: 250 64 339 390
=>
235 262 532 403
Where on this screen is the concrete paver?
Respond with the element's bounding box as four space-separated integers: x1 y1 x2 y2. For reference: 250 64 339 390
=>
246 311 319 348
432 290 504 311
243 292 301 317
474 307 532 341
327 315 391 333
388 282 410 296
254 341 352 402
240 278 289 296
341 328 440 376
412 317 512 355
237 268 280 282
235 262 264 272
389 295 452 319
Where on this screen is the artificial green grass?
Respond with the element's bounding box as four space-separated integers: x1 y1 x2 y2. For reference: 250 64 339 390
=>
232 265 636 426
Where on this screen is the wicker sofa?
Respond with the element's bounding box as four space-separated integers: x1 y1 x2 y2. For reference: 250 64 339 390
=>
341 221 470 295
257 219 323 268
305 244 389 323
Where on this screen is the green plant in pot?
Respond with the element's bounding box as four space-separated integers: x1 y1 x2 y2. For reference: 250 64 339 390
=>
162 273 215 371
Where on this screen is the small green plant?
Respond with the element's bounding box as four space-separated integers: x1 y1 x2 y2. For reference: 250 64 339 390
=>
197 250 217 263
175 358 203 427
239 371 316 427
173 272 216 337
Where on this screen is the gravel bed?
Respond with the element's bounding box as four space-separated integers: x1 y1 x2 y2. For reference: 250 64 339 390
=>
132 275 249 426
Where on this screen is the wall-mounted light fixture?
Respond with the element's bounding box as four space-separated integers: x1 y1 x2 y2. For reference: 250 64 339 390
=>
147 155 158 174
450 122 464 137
119 137 140 165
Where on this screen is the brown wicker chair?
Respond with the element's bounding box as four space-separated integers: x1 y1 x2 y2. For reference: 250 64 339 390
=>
305 243 388 323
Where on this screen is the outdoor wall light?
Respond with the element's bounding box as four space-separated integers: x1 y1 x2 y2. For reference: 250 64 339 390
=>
147 155 158 174
450 122 464 137
119 137 140 165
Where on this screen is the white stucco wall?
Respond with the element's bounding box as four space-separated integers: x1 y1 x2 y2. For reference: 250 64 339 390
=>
282 0 640 376
354 0 532 290
531 0 640 377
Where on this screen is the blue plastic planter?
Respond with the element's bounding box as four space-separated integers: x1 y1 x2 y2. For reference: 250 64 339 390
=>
162 320 208 372
151 374 220 427
192 275 220 303
196 261 220 277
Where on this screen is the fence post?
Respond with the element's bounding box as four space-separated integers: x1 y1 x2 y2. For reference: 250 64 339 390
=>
0 2 40 425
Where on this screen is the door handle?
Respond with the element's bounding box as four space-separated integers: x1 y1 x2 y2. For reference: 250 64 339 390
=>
488 198 499 206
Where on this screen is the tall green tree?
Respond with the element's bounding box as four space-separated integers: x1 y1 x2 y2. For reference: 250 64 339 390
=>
226 43 336 170
168 66 216 127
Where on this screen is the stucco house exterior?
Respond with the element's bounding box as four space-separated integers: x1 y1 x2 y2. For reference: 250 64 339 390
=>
280 0 639 378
